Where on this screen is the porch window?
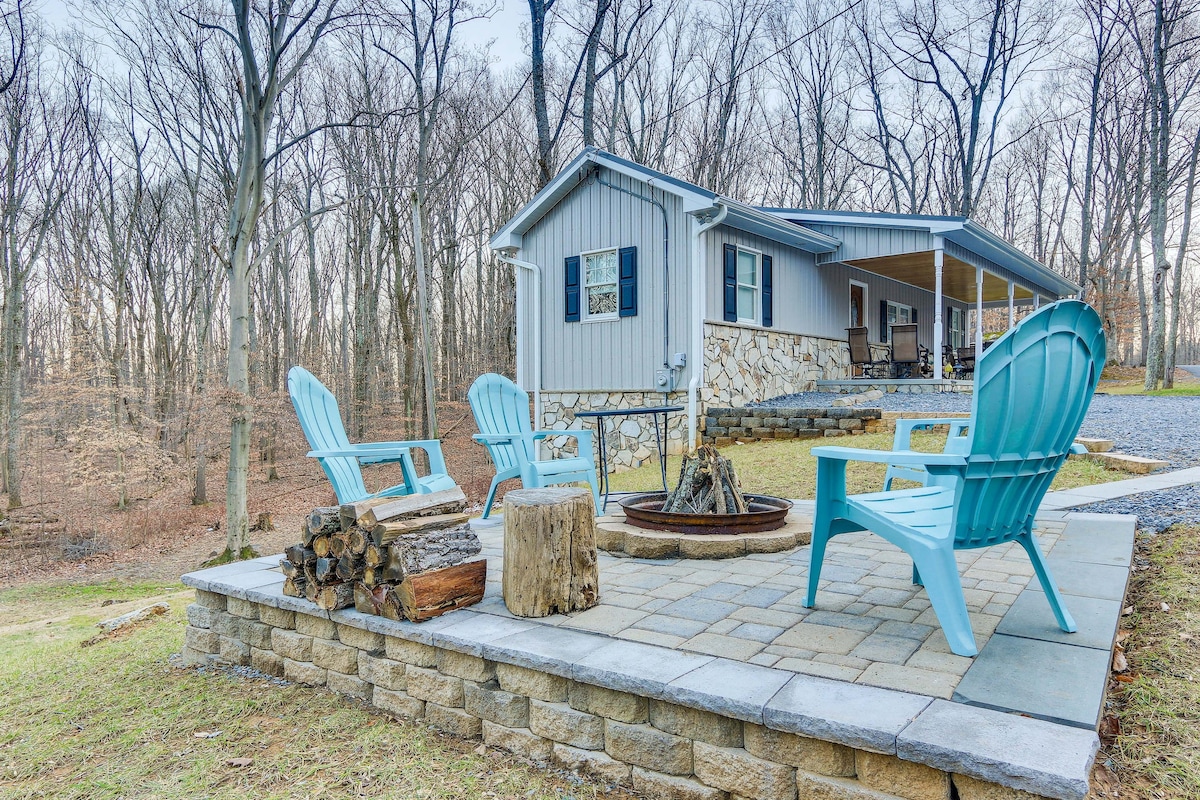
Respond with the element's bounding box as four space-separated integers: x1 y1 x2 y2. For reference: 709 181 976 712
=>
886 301 913 327
948 306 965 348
582 248 618 319
736 248 759 322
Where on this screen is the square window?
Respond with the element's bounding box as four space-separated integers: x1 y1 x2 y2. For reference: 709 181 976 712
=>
583 249 618 319
736 248 760 323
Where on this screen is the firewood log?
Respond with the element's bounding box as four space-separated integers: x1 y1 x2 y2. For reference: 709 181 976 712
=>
398 559 487 622
361 567 378 587
283 576 307 598
382 546 406 583
304 580 320 603
280 560 301 579
312 535 333 558
378 585 404 621
315 582 355 611
329 534 348 558
315 557 339 583
284 545 317 566
353 581 383 615
335 553 361 582
340 496 398 530
370 513 471 546
304 507 341 545
386 524 481 576
361 487 468 527
346 526 369 556
363 543 386 568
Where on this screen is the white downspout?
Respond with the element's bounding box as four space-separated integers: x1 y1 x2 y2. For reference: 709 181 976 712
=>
688 204 729 450
497 252 542 426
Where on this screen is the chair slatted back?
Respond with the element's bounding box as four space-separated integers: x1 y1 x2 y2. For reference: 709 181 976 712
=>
847 327 873 365
468 374 534 472
288 366 369 503
891 324 920 364
952 301 1105 548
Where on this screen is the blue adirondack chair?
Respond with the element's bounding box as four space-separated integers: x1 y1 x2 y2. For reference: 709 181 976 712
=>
805 300 1106 656
468 373 600 519
288 366 458 504
882 418 972 490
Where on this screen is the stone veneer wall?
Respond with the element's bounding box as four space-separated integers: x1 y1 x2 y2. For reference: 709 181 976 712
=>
702 407 884 446
182 589 1069 800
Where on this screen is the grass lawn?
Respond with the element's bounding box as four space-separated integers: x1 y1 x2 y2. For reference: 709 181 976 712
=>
1099 525 1200 799
606 430 1127 499
0 591 630 800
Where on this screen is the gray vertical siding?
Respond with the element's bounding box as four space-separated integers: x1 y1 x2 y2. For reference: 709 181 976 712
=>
516 168 694 391
801 223 934 262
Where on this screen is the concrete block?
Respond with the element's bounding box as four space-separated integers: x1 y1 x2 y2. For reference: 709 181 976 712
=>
680 535 746 559
271 629 313 662
952 774 1048 800
327 670 372 701
211 612 240 638
250 647 284 677
226 597 259 619
219 635 250 665
1072 437 1112 453
184 626 219 654
258 605 295 629
650 700 743 747
385 637 438 667
337 624 385 653
631 767 727 800
553 743 631 784
795 772 899 800
663 659 792 725
625 529 681 559
896 700 1098 800
359 652 406 691
295 613 337 640
605 720 693 775
239 620 274 650
569 681 648 723
193 589 227 610
572 639 715 699
484 722 553 764
438 649 495 682
405 666 464 707
743 723 855 777
855 751 950 800
465 680 530 727
529 700 605 749
283 658 327 686
425 703 482 739
181 646 216 666
496 663 569 701
595 525 627 553
373 686 425 719
186 604 216 629
692 741 796 800
312 638 359 675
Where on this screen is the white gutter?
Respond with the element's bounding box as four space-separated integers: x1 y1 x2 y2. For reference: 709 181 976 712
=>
496 252 542 426
688 203 729 450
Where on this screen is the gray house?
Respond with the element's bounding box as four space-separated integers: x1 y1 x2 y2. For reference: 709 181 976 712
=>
490 148 1079 467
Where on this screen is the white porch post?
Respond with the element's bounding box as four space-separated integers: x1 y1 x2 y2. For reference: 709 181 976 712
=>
975 266 984 359
933 238 944 377
1034 293 1041 309
1008 281 1015 328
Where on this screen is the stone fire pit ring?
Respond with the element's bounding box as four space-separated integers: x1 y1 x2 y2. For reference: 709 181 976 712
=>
619 492 793 535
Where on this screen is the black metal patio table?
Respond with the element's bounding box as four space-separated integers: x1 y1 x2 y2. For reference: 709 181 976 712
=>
573 405 683 512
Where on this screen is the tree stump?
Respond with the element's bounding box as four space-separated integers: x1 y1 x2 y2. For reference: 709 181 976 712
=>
502 487 599 617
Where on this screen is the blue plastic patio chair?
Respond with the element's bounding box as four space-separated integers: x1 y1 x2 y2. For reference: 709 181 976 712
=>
882 418 972 490
805 300 1106 656
468 373 600 519
288 366 458 504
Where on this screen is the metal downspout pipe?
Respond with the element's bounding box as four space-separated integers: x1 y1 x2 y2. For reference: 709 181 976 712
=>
688 204 729 450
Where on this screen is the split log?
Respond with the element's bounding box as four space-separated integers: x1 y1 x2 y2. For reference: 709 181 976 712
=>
371 512 471 546
315 557 339 583
312 535 333 558
315 582 355 611
397 559 487 622
360 487 468 527
387 524 481 576
353 582 387 615
382 547 406 583
346 526 369 555
280 560 301 579
502 487 598 617
340 496 397 530
361 567 378 587
283 576 307 598
335 553 361 582
378 585 404 621
304 580 320 603
306 507 341 544
363 543 386 568
284 544 316 566
329 534 348 559
662 445 747 514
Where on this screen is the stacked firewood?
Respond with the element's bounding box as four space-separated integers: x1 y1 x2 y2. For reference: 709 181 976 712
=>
661 444 749 514
280 487 486 621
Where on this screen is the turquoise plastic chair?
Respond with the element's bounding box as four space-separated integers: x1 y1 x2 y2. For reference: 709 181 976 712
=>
805 300 1106 656
883 418 972 490
288 366 458 504
468 373 600 519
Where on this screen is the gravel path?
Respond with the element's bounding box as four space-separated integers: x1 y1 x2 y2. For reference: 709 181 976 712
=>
753 392 1200 467
1074 485 1200 533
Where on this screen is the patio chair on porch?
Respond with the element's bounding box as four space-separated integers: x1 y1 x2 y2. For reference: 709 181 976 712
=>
288 366 458 504
889 323 932 378
847 327 890 378
954 347 977 379
468 373 600 519
805 300 1106 656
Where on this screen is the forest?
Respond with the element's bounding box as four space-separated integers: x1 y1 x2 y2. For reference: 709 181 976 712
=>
0 0 1197 560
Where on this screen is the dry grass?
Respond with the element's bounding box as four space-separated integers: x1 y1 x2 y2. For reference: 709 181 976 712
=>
606 430 1127 499
1098 366 1200 396
0 591 634 800
1094 526 1200 800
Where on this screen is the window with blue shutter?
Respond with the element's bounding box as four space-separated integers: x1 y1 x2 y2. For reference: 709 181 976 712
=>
723 244 738 322
618 246 637 317
564 256 581 322
879 299 888 342
761 254 773 327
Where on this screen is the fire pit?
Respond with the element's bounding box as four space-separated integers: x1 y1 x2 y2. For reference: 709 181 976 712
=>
618 493 793 535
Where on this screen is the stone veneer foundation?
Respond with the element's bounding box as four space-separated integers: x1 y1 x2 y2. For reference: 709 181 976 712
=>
181 561 1098 800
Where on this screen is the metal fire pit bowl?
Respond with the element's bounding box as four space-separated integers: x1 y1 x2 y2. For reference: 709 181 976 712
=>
617 493 793 535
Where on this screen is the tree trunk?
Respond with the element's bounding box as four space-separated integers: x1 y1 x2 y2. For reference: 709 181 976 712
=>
502 487 599 617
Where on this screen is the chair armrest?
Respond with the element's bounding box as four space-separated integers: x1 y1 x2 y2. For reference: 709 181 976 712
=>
473 433 523 444
892 417 972 450
532 428 594 454
1070 443 1089 456
813 446 968 467
308 445 410 460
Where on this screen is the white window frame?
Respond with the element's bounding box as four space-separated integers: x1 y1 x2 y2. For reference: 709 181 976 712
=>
948 306 965 348
886 300 914 328
580 247 619 322
849 280 868 329
735 246 762 325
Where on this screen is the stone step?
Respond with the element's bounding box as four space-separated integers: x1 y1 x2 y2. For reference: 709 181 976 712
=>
1074 437 1114 453
1079 452 1169 474
832 389 885 407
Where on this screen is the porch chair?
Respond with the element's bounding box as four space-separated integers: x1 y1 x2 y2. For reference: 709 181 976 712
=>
846 327 890 378
889 323 931 378
287 366 457 504
468 373 600 519
805 300 1106 656
954 347 977 379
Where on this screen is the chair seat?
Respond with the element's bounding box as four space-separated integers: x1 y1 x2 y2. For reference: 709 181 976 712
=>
848 486 956 545
529 455 595 479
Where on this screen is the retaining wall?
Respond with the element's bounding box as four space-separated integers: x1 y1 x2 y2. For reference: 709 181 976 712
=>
702 407 885 446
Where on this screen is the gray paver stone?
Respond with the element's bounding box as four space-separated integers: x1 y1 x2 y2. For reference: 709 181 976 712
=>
359 652 406 691
465 680 530 727
283 658 326 686
250 647 283 677
385 637 438 666
496 663 569 701
552 743 631 784
483 626 610 677
658 598 740 623
572 639 714 699
631 767 725 800
529 700 605 749
692 741 796 800
650 700 743 747
219 635 250 665
438 649 496 682
272 628 312 661
405 666 464 707
484 722 553 763
336 624 385 653
743 723 855 777
312 638 358 674
373 686 425 719
425 703 482 738
186 604 216 629
995 592 1121 651
569 681 648 723
661 658 791 724
327 670 371 700
604 720 693 775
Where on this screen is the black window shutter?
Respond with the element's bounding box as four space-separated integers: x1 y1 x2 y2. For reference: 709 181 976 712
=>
761 254 773 327
565 256 581 322
618 246 637 317
912 308 918 325
879 299 889 342
723 244 737 322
